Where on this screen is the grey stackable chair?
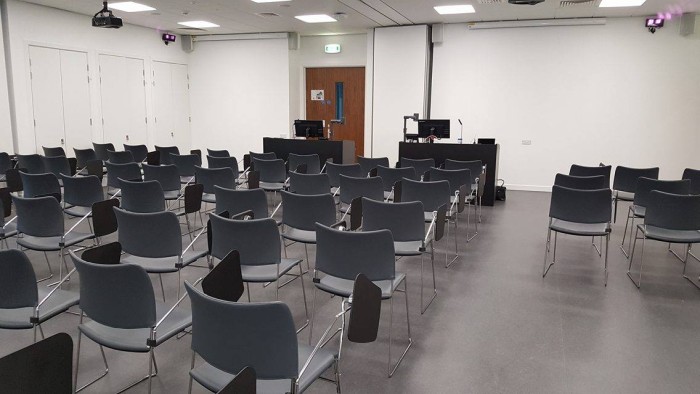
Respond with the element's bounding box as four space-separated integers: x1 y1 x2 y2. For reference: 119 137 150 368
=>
620 178 690 257
312 223 411 377
289 153 321 174
280 191 336 263
143 164 182 201
249 151 276 162
92 142 115 162
569 164 612 188
357 156 389 177
114 208 208 300
171 154 201 184
215 186 275 224
682 168 700 195
0 249 79 342
362 198 446 314
399 158 435 181
105 162 141 196
207 156 241 182
42 156 72 184
0 152 11 182
16 154 44 174
61 175 104 218
185 282 339 394
289 172 330 196
73 148 98 175
627 191 700 289
155 145 180 165
325 162 362 193
119 179 165 213
196 166 236 204
376 165 416 201
20 172 61 201
70 248 193 393
207 148 230 158
338 175 383 218
443 159 484 219
13 195 94 282
42 146 66 157
107 150 135 164
124 144 149 163
543 186 612 285
1 189 17 248
612 166 659 222
554 174 607 190
429 167 477 242
252 158 287 193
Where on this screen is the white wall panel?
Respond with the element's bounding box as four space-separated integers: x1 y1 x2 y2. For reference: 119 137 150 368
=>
28 45 63 152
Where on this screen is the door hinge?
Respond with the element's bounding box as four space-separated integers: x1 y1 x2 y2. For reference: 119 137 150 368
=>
90 118 93 126
33 119 36 127
145 117 148 124
102 118 104 125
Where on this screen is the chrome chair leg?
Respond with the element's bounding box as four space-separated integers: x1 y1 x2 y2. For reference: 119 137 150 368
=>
445 216 459 268
188 351 196 394
387 278 412 378
158 274 166 302
681 244 700 289
543 226 553 277
420 244 438 314
620 207 633 258
626 227 644 288
308 286 317 345
604 234 609 286
296 263 310 334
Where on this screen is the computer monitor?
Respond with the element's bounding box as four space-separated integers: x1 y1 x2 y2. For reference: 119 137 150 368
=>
417 119 450 139
477 138 496 144
294 120 324 138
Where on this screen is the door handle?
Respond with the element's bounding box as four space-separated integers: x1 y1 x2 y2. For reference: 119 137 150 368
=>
126 135 129 141
171 132 174 137
60 138 64 145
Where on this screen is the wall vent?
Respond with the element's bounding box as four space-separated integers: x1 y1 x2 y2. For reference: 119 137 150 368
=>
255 12 281 17
560 0 595 6
478 0 505 4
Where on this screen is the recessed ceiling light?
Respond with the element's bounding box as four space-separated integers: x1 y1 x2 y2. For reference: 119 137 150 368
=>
251 0 291 2
295 14 337 23
434 5 476 14
109 2 156 12
178 21 220 28
598 0 646 7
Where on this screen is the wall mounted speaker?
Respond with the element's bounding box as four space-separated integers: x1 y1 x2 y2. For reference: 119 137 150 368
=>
181 35 194 53
432 24 444 44
288 32 300 50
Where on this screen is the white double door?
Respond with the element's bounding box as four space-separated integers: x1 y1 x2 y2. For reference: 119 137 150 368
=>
152 61 191 150
29 45 92 154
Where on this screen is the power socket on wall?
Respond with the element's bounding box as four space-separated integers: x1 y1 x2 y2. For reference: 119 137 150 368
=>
522 140 532 145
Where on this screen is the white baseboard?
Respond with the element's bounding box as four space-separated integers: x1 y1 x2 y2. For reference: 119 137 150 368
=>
505 184 551 192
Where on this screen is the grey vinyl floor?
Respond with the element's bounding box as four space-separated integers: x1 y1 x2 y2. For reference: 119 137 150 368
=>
2 190 700 393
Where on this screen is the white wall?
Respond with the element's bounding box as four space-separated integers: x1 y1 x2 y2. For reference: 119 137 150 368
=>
189 37 290 160
4 0 189 154
431 18 700 190
0 10 13 153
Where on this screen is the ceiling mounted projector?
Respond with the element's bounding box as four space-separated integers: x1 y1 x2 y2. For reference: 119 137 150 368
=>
92 2 123 28
508 0 545 4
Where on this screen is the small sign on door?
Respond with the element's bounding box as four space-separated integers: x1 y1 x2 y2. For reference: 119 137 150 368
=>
311 90 324 101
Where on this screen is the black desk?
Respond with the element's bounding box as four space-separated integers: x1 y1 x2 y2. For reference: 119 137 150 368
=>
398 142 500 206
263 138 355 165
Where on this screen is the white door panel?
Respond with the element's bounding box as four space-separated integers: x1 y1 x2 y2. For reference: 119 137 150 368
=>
171 64 191 151
29 45 64 153
124 58 147 146
153 61 174 147
99 55 148 146
59 50 92 152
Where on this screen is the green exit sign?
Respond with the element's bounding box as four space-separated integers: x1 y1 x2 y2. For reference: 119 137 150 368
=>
324 44 341 54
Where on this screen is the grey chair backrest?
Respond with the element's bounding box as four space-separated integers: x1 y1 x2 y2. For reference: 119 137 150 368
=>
105 162 141 189
399 158 435 180
549 185 611 224
682 168 700 195
207 149 230 158
123 144 148 163
633 177 690 208
16 154 44 174
428 167 470 195
401 178 450 212
62 175 104 208
645 191 700 231
0 250 38 309
444 159 483 183
357 157 389 176
0 188 10 219
41 156 71 179
569 164 612 188
207 156 239 175
119 179 165 213
196 166 235 194
339 175 384 205
252 158 286 183
171 154 201 178
377 165 416 191
73 148 97 169
215 186 269 219
107 150 135 164
288 153 321 174
249 152 276 162
20 172 60 199
114 208 181 258
185 282 298 380
316 223 395 281
281 191 336 231
554 174 607 190
362 198 424 242
0 152 11 175
13 196 64 237
326 162 362 188
155 146 180 165
612 166 659 193
42 146 66 157
92 143 115 162
210 215 280 264
143 164 181 193
288 172 330 195
71 250 156 329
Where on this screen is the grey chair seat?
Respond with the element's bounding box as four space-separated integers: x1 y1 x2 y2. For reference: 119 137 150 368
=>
79 302 192 353
107 190 121 197
1 222 18 238
260 181 285 191
615 190 634 201
17 232 94 251
640 225 700 244
315 273 406 300
0 287 79 329
282 228 317 244
121 249 208 273
64 205 91 218
394 241 423 256
241 258 302 282
202 193 216 204
550 219 610 237
632 205 646 217
190 343 337 393
383 191 392 200
164 190 181 200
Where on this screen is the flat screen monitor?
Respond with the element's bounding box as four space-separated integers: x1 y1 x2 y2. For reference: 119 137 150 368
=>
294 120 324 138
417 119 450 139
477 138 496 144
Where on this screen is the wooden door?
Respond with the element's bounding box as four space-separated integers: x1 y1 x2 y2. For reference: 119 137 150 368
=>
305 67 365 159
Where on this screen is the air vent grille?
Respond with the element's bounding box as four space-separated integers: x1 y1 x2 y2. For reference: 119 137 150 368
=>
560 0 595 6
255 12 280 17
478 0 505 3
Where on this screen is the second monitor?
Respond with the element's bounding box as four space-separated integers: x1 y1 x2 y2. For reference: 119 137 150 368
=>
294 120 325 138
418 119 450 140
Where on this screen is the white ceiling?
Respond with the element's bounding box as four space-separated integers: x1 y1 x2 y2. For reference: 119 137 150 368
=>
21 0 700 36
